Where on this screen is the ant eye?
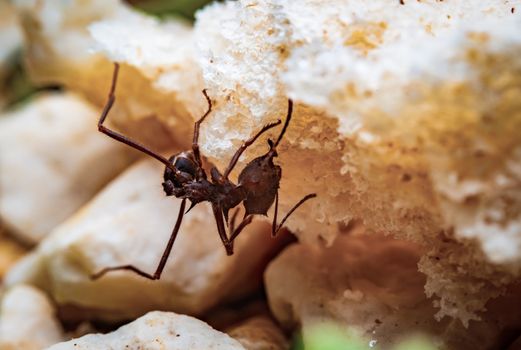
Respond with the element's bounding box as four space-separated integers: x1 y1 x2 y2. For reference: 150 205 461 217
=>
174 155 197 177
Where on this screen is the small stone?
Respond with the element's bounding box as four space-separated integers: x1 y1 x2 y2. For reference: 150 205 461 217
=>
0 226 27 278
45 311 245 350
0 93 134 243
0 285 64 350
227 316 289 350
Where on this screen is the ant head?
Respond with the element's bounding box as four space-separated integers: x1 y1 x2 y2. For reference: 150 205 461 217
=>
162 151 200 196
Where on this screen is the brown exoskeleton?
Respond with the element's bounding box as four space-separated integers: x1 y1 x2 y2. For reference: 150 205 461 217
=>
92 63 316 281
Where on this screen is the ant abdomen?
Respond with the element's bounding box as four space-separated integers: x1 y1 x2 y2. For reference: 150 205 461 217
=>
238 155 281 216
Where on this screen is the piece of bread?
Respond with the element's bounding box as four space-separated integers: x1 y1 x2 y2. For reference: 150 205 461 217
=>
0 285 64 350
265 229 521 348
198 0 521 323
45 311 245 350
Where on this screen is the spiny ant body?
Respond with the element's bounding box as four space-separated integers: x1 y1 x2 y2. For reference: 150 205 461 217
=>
92 63 316 281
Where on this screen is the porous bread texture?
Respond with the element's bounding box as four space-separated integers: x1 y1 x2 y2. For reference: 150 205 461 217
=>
195 0 521 250
5 159 290 322
193 0 521 324
12 0 521 324
0 93 134 243
45 311 245 350
264 230 521 349
0 285 64 350
13 0 204 150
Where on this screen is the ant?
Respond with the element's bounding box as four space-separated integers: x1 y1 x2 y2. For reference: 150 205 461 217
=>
92 63 316 281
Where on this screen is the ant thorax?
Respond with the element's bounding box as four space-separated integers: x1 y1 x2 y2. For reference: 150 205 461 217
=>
162 151 210 201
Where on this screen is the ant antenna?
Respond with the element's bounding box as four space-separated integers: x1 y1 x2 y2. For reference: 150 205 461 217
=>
273 99 293 148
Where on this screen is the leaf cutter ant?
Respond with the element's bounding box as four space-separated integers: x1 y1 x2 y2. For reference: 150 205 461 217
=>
92 63 316 281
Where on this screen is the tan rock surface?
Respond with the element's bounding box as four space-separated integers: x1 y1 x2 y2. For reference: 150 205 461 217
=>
0 227 27 279
6 159 290 321
0 3 22 109
46 311 245 350
0 1 22 84
0 93 134 243
227 316 289 350
0 285 64 350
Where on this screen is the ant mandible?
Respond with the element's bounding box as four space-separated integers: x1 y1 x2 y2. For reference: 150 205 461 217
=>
92 63 316 281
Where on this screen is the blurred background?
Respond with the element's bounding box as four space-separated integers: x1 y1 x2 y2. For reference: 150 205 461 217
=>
1 0 214 110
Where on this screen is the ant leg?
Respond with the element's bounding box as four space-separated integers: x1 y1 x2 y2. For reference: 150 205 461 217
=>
223 99 293 179
192 90 212 166
229 215 254 242
229 207 241 230
98 63 175 171
230 191 315 242
272 191 279 236
211 203 234 255
91 199 187 280
273 99 293 149
271 192 317 237
223 120 282 179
